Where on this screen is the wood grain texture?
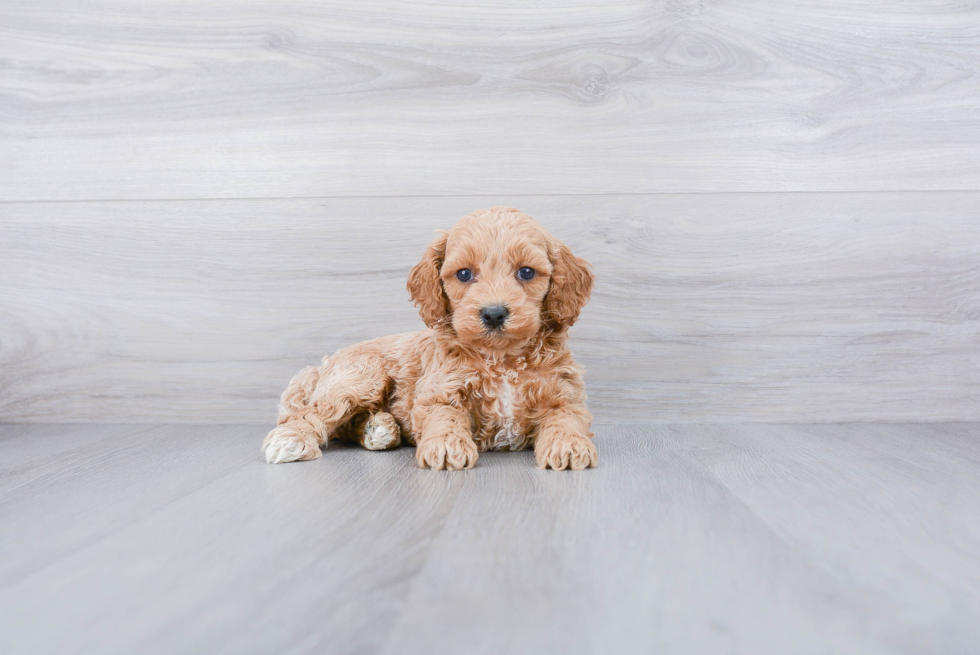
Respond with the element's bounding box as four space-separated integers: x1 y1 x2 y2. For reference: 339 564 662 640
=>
1 423 978 654
1 1 979 200
2 193 978 423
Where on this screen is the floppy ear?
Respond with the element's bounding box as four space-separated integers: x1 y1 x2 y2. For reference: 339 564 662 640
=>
407 231 450 328
544 238 595 331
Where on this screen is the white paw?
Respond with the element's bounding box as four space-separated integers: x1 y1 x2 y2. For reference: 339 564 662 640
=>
362 413 401 451
262 425 321 464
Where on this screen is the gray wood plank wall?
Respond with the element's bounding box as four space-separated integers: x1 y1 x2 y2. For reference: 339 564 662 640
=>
3 1 980 199
1 2 978 423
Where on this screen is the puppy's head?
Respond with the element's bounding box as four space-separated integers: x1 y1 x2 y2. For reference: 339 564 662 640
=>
407 207 593 350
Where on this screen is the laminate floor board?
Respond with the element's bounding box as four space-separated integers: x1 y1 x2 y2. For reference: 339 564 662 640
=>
0 425 462 654
0 423 978 654
0 425 263 587
382 425 890 655
673 423 980 654
0 423 138 493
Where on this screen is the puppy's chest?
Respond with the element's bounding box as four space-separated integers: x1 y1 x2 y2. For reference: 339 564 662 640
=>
467 365 535 451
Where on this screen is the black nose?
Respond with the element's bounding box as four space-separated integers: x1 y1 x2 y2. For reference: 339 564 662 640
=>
480 304 509 330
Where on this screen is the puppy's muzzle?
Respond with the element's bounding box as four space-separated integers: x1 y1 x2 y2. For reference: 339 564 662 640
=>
480 304 509 330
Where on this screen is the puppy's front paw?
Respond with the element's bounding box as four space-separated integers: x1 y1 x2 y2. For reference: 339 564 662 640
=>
263 424 321 464
535 433 597 471
416 434 479 470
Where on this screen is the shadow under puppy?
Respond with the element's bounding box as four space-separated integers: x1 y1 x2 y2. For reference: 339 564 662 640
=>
262 206 597 470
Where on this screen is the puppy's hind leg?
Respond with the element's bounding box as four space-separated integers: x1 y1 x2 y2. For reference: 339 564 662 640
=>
263 349 390 464
263 364 325 464
358 412 402 451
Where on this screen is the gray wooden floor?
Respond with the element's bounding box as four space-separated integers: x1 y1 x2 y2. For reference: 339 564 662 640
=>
1 423 978 654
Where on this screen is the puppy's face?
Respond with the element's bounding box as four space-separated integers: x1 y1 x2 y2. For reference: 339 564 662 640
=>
408 207 594 352
440 213 553 347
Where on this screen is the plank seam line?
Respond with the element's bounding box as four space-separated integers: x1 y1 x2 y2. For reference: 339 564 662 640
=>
2 188 979 206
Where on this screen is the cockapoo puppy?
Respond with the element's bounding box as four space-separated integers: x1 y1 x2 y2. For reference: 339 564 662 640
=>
262 206 597 470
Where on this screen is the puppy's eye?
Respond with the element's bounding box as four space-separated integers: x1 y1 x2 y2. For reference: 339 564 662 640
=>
517 267 536 281
456 269 473 282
